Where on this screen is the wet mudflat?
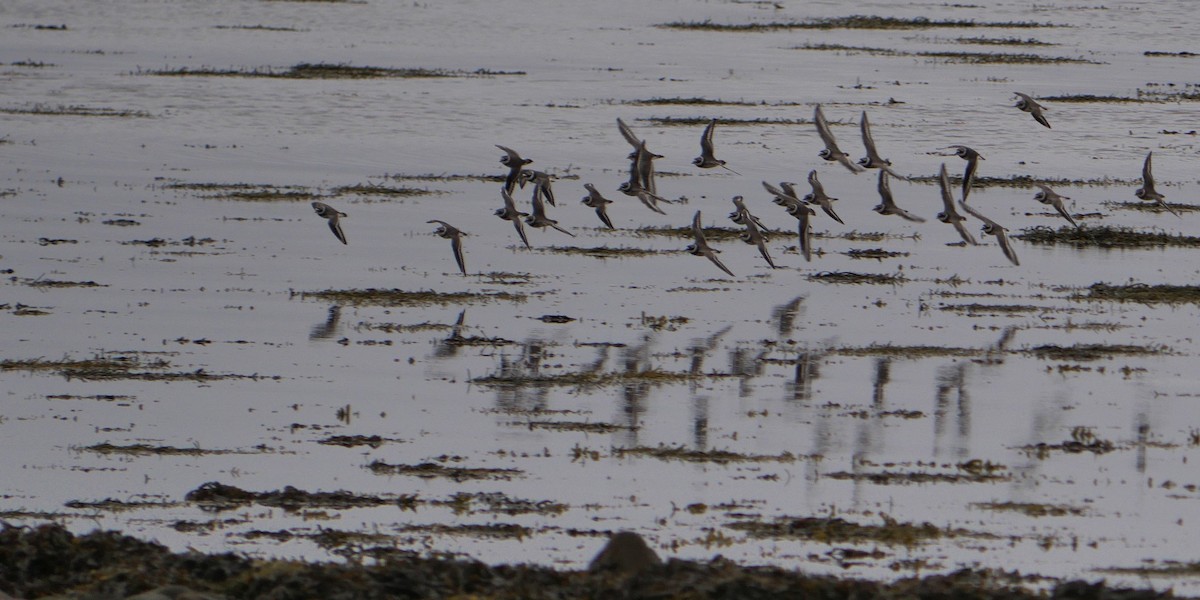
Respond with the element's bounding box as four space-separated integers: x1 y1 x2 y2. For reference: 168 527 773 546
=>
3 0 1200 596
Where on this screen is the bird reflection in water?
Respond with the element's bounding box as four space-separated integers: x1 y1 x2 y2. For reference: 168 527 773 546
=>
490 337 552 414
849 358 891 505
685 326 731 451
872 357 890 409
308 305 341 341
615 334 656 447
692 395 709 450
771 295 806 340
1135 410 1149 474
579 343 611 377
788 351 821 403
980 325 1017 365
431 309 468 360
688 324 731 380
933 362 971 459
727 345 766 398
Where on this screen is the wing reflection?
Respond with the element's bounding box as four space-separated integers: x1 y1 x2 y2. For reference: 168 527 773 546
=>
308 304 341 341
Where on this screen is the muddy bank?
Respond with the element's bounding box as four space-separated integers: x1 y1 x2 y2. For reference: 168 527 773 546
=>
0 524 1168 600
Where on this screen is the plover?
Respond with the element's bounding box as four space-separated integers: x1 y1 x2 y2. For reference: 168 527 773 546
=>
427 220 467 275
802 170 845 225
582 183 615 229
873 171 925 222
518 169 557 207
1033 184 1080 229
958 201 1019 266
495 189 532 249
729 196 775 268
496 144 532 194
1135 151 1181 218
943 145 984 202
857 111 907 180
814 104 865 174
693 118 741 175
1013 92 1051 129
525 184 575 237
311 201 348 245
686 210 734 277
936 164 978 245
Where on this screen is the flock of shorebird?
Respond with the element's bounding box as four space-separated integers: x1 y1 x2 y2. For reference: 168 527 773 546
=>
311 92 1179 277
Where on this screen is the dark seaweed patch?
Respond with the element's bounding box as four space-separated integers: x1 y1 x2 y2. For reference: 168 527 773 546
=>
1016 225 1200 248
330 183 440 197
641 116 809 127
141 63 524 79
366 460 523 481
80 443 250 457
972 502 1085 517
612 444 800 464
824 469 1008 484
521 420 633 434
1041 94 1150 103
844 248 909 260
162 182 320 202
472 368 716 388
1144 51 1199 57
1 354 266 382
940 303 1046 314
633 225 743 241
0 104 150 118
658 16 1055 32
1025 343 1161 361
625 97 764 106
535 245 669 258
1021 428 1116 457
317 435 395 448
793 45 1092 64
20 278 106 288
185 482 391 512
211 24 304 32
954 36 1055 46
295 288 527 306
1079 282 1200 304
728 515 973 546
808 271 906 285
833 344 980 358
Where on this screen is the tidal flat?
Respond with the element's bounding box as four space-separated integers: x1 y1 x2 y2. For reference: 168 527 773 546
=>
4 0 1200 596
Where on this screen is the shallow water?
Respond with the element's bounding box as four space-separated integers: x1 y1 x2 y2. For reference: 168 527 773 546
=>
4 0 1200 592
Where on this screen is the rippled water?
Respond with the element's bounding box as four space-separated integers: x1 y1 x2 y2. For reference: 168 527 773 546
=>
4 0 1200 591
